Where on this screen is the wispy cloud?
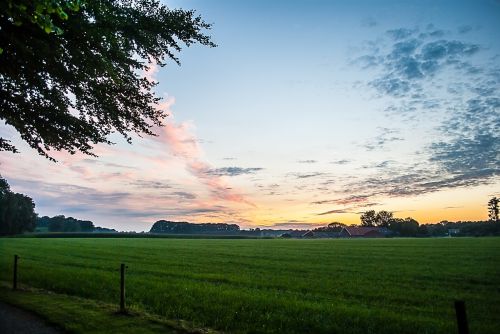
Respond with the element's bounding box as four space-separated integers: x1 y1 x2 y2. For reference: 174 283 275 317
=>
317 209 354 216
130 180 173 189
311 194 374 205
350 24 500 199
362 128 404 151
330 159 351 165
289 172 327 179
206 167 263 177
358 27 481 98
261 222 326 230
146 62 254 206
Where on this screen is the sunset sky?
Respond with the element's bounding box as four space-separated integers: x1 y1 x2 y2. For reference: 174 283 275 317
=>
1 0 499 231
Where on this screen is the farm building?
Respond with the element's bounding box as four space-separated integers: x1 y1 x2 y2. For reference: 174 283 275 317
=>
301 231 341 238
339 226 386 238
302 231 315 238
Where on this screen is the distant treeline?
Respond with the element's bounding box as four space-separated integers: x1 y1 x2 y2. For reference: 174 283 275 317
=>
14 232 261 239
436 220 500 237
354 210 500 237
37 215 117 233
392 220 500 237
150 220 240 234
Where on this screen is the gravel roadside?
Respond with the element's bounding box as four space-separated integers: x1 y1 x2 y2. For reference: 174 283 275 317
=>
0 301 61 334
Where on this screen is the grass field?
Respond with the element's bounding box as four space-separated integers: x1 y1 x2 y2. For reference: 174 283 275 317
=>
0 237 499 333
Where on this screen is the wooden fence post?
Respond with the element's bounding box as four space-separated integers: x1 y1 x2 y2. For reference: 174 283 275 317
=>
120 263 126 313
13 255 19 290
454 300 469 334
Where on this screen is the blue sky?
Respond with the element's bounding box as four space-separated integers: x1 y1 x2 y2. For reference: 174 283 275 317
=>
1 0 499 230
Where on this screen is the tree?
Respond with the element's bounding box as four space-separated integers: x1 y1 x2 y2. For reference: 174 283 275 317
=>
375 210 393 227
1 0 83 44
387 217 419 237
79 220 94 232
488 197 499 222
327 222 345 229
48 215 67 232
0 176 37 235
45 215 95 232
400 217 419 237
360 210 393 227
313 222 345 232
0 0 215 159
428 222 448 236
326 222 345 231
360 210 377 226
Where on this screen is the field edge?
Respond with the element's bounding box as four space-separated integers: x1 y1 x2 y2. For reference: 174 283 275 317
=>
0 282 220 334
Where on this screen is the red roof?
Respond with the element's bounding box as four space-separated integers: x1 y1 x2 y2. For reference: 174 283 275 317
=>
342 226 382 236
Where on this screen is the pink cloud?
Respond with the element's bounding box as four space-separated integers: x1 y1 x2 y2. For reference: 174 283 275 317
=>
152 122 254 206
145 62 253 206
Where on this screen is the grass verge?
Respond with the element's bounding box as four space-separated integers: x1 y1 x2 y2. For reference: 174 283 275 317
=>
0 282 219 334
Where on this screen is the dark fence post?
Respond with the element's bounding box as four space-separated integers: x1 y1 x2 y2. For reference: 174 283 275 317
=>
13 255 19 290
120 263 126 313
454 300 469 334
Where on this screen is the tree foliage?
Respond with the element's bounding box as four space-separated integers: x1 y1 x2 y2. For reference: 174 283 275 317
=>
360 210 377 226
0 176 37 235
0 0 215 159
387 217 419 237
2 0 82 42
313 222 345 232
360 210 394 227
359 210 420 236
37 215 95 232
488 197 499 222
375 210 393 227
150 220 240 234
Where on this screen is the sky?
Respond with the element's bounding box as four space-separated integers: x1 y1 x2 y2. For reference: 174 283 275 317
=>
1 0 499 231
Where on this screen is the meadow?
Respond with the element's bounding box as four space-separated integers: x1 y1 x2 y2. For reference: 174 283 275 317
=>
0 237 499 333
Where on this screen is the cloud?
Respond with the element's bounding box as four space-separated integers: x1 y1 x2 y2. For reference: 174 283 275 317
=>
350 24 499 198
262 222 326 230
457 25 473 34
146 62 254 206
339 158 497 202
81 160 137 170
131 180 172 189
429 133 499 181
361 29 481 98
330 159 350 165
387 28 416 40
8 178 132 211
171 191 197 200
7 177 236 229
297 160 317 164
317 209 354 216
312 194 373 206
206 167 263 177
290 172 326 179
370 77 411 97
362 128 404 151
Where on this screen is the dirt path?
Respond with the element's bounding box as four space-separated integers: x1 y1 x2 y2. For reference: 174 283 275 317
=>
0 301 61 334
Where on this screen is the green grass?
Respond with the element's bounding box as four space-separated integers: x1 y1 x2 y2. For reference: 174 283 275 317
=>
0 283 217 333
0 237 499 333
